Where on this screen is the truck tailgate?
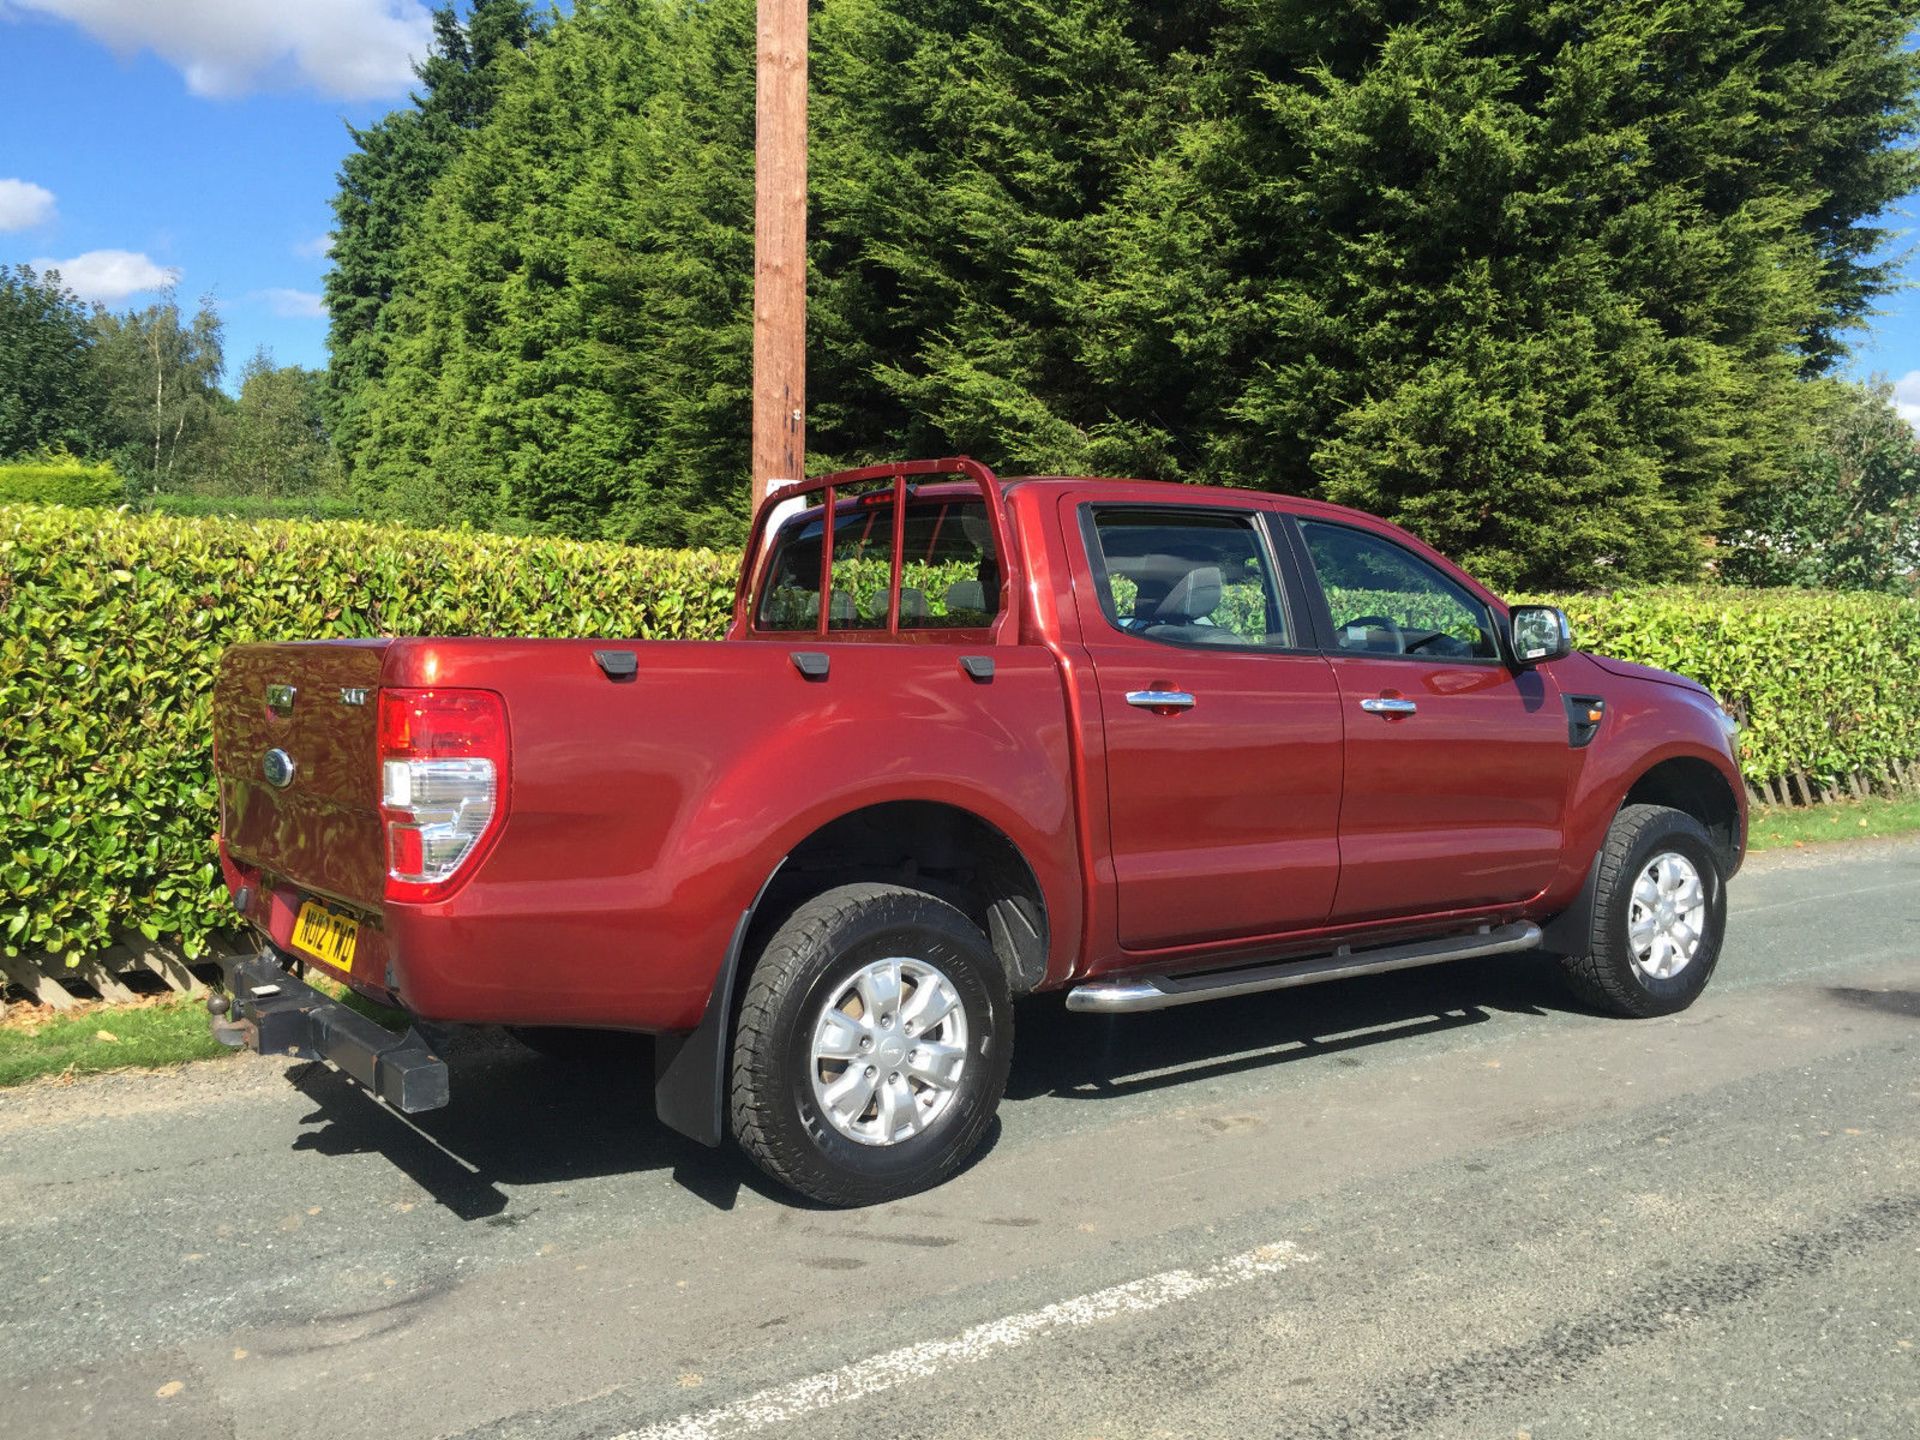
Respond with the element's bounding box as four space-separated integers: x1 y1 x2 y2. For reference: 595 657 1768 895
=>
215 640 389 913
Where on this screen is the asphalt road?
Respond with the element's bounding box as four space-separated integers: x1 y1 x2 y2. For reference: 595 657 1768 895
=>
3 839 1916 1440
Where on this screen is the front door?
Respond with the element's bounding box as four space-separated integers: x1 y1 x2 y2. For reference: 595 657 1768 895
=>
1074 500 1345 953
1289 516 1572 924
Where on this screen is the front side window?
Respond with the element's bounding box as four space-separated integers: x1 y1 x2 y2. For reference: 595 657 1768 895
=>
1297 520 1497 660
1087 508 1293 649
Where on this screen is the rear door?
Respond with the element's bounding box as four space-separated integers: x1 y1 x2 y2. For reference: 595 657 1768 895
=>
1284 516 1571 923
1072 497 1344 953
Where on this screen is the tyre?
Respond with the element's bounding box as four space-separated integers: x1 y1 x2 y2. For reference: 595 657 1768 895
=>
506 1025 648 1063
1558 803 1727 1018
730 882 1013 1206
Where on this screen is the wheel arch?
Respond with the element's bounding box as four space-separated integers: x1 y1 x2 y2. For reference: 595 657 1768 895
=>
1619 755 1743 875
1544 751 1744 958
747 800 1051 997
653 799 1051 1150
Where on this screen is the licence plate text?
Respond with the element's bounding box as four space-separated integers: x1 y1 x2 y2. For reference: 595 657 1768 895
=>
292 900 359 969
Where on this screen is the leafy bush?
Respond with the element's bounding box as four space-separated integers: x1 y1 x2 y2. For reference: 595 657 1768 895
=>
0 453 122 507
141 493 365 522
3 504 1917 964
1 504 737 962
1530 587 1920 801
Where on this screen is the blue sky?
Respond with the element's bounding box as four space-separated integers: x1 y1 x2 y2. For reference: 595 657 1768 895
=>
0 1 428 378
2 0 1918 407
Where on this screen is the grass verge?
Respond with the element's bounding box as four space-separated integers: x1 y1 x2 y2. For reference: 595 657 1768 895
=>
308 972 411 1029
0 993 231 1088
1747 793 1920 852
0 970 413 1091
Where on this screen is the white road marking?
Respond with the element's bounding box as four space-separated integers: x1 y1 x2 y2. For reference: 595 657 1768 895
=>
612 1240 1313 1440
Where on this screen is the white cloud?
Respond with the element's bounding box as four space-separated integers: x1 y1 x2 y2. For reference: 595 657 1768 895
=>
1893 371 1920 431
30 249 179 302
295 233 335 259
256 287 326 319
10 1 433 100
0 178 57 231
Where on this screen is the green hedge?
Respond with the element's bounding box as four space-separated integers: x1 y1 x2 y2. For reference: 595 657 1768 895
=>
1529 587 1920 801
3 503 1918 964
1 504 737 962
0 455 122 508
141 493 366 522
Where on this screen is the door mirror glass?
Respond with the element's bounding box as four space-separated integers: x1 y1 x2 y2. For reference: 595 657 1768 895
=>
1508 605 1572 664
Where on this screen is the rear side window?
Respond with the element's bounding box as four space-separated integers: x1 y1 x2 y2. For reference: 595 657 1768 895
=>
1086 508 1293 649
1297 520 1497 660
756 497 1003 632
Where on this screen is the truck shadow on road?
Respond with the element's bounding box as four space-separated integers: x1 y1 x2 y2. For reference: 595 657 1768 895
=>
279 953 1582 1219
1005 952 1580 1102
284 1037 767 1221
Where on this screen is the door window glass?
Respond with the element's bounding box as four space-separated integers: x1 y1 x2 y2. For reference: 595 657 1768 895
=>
1088 508 1292 649
1297 520 1497 660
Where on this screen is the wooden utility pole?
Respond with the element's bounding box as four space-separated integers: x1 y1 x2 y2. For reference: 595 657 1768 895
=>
752 0 807 513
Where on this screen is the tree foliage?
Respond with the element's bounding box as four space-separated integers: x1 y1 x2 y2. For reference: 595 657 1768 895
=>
339 0 1920 585
211 351 340 498
0 264 104 460
323 0 546 463
345 0 754 543
89 290 228 493
1721 378 1920 592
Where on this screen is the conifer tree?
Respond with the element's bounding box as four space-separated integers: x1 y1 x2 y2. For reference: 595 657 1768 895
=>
323 0 545 470
338 0 1920 582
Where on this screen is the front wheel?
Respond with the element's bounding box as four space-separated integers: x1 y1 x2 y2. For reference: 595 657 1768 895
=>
1558 803 1727 1017
730 883 1012 1206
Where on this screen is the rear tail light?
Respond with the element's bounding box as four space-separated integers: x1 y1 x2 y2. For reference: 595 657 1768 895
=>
377 688 509 902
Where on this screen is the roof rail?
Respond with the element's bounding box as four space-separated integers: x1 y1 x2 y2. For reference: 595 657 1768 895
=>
730 458 1018 642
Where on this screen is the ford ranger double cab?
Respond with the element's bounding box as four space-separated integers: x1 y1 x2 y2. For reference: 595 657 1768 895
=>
212 458 1746 1205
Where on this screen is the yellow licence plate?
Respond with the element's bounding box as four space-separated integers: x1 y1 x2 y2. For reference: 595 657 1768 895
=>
292 900 359 969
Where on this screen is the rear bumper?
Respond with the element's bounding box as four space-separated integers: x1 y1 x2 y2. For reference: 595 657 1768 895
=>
213 950 450 1114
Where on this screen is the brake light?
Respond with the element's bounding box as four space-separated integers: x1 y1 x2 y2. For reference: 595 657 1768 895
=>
377 688 509 903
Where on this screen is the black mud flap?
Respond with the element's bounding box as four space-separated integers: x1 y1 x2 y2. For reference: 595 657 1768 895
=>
1540 852 1605 958
651 908 753 1148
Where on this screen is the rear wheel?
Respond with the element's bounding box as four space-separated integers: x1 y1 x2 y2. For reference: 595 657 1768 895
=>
730 883 1012 1206
1558 803 1727 1017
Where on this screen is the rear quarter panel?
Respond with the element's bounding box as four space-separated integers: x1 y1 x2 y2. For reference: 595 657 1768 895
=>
377 638 1079 1031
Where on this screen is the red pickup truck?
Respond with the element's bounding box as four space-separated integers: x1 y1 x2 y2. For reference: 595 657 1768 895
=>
212 458 1745 1204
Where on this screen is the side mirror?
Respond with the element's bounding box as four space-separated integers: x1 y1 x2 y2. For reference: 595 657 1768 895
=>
1508 605 1572 665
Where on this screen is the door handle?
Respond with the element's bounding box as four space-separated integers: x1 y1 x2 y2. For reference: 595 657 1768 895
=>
1360 696 1417 716
1126 689 1196 711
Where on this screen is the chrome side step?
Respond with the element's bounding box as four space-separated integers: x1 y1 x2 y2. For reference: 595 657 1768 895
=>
1065 921 1543 1014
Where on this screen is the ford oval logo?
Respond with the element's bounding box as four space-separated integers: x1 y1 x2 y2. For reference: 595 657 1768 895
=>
262 748 296 789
